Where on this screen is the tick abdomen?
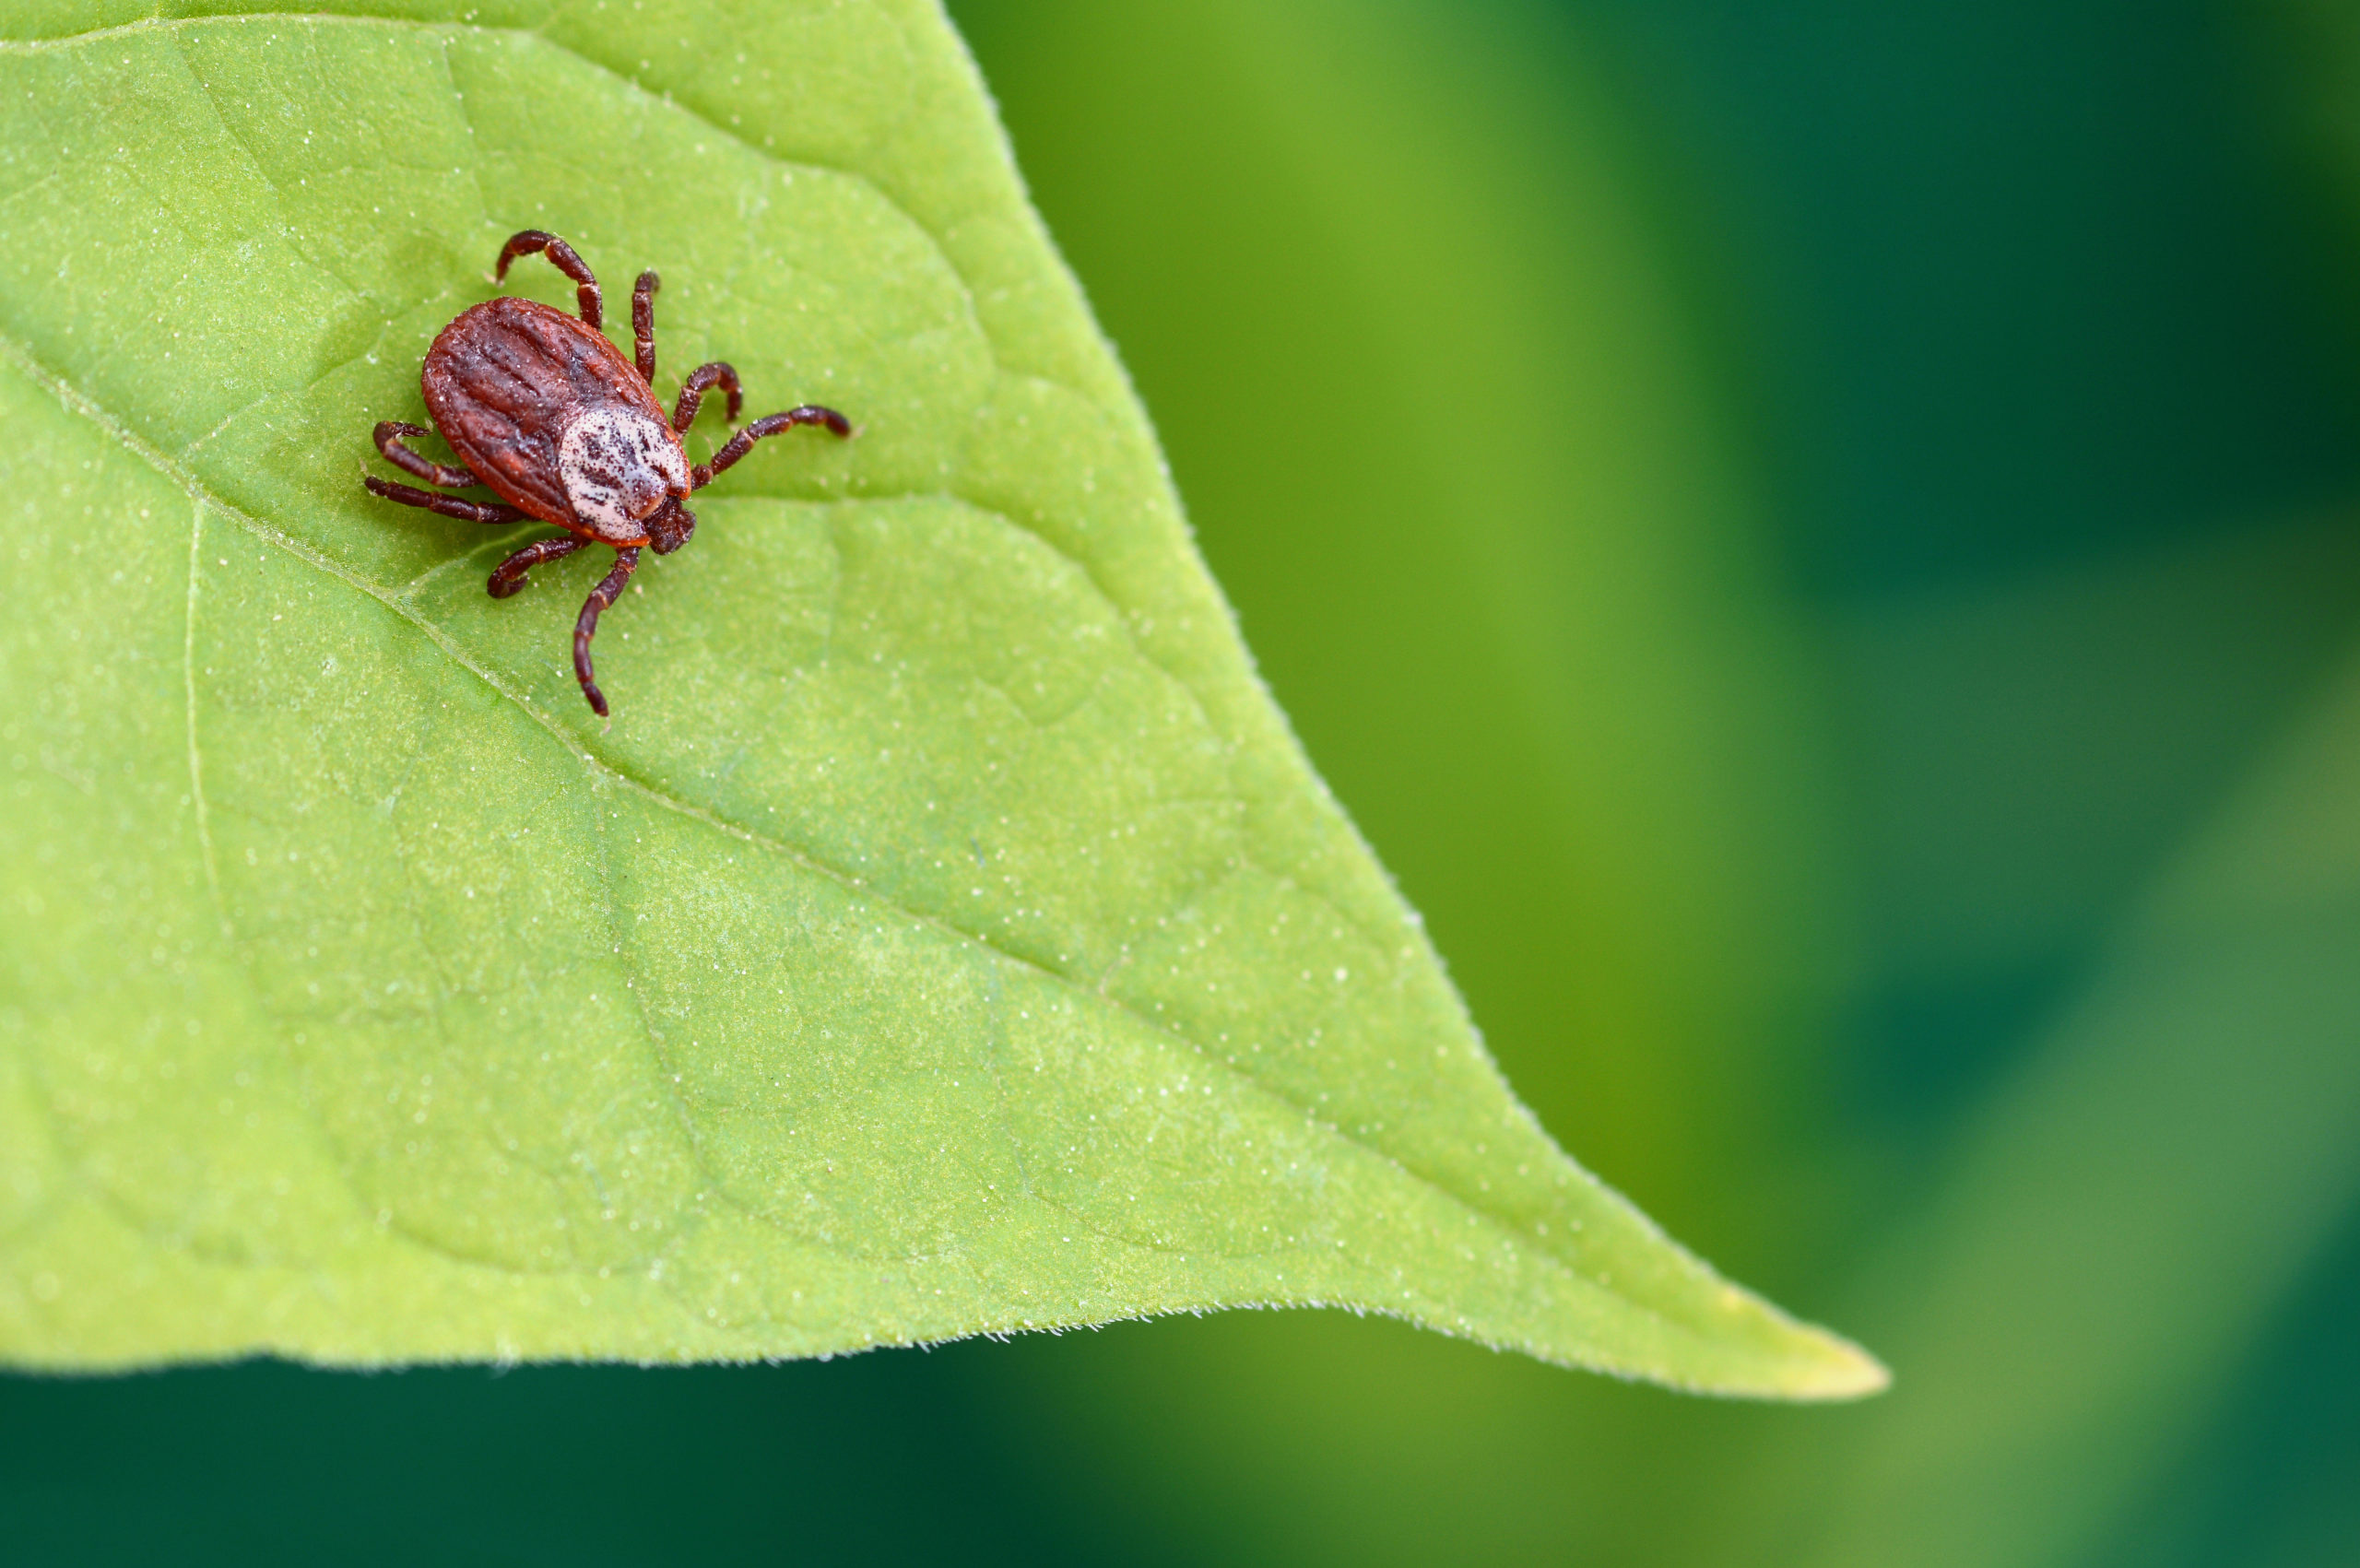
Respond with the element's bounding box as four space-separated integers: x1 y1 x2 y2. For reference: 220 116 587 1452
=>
421 295 678 533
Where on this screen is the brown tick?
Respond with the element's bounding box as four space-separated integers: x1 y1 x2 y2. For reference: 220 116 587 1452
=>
363 230 851 716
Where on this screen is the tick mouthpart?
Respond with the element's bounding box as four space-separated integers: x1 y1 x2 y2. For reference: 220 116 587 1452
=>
644 497 697 555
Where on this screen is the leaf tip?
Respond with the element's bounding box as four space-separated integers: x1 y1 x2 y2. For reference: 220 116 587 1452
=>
1777 1327 1891 1402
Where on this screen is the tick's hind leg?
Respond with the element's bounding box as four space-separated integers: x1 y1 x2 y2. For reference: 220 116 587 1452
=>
672 362 742 431
363 475 526 525
372 420 478 489
495 230 603 328
487 535 587 599
690 406 853 487
572 547 642 717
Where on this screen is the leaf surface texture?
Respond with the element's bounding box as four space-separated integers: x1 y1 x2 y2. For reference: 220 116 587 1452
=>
0 0 1877 1396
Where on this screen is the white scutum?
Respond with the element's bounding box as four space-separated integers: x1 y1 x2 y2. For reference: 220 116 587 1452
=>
558 406 688 542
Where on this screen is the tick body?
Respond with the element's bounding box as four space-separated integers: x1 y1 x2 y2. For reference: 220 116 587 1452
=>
364 230 851 716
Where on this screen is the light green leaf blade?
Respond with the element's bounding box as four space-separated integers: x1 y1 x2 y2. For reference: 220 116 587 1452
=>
0 0 1880 1397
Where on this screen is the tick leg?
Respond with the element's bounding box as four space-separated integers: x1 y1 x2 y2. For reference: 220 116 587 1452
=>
364 476 526 525
487 535 588 599
495 230 602 329
690 406 853 488
671 361 742 432
573 547 642 718
372 420 479 489
633 270 660 383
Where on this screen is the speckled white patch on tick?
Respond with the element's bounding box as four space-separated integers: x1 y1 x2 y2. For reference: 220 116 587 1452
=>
560 405 688 541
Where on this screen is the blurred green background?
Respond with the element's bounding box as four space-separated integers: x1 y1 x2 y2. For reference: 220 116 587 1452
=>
9 0 2360 1562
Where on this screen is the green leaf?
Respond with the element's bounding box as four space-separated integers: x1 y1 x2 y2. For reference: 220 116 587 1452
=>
0 0 1880 1397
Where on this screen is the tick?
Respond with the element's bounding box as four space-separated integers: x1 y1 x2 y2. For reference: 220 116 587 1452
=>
363 229 851 716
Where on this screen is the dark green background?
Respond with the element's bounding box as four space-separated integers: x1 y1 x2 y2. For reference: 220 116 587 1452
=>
10 1 2360 1562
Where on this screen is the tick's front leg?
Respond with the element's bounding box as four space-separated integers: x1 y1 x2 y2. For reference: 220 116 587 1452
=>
690 406 852 488
572 546 643 717
633 270 660 384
